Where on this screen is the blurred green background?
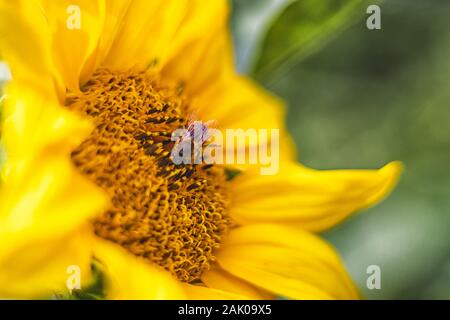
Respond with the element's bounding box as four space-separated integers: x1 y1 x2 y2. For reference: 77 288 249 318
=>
231 0 450 299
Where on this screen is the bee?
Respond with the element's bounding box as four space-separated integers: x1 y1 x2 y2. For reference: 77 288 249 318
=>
172 113 217 165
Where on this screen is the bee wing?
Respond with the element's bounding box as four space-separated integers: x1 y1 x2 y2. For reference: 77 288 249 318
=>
204 120 217 128
187 109 200 123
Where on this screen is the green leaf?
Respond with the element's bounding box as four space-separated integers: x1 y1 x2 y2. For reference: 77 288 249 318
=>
252 0 378 83
52 261 106 300
231 0 294 73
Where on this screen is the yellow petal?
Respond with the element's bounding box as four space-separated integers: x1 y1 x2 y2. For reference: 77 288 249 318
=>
202 266 274 300
0 226 94 298
0 0 107 97
196 76 285 135
39 0 106 92
95 0 133 66
216 224 359 300
93 237 186 300
0 152 108 250
0 0 59 97
104 0 231 94
183 283 250 300
0 76 107 299
103 0 188 71
229 161 402 231
0 85 108 296
1 83 92 167
193 75 296 170
161 0 232 95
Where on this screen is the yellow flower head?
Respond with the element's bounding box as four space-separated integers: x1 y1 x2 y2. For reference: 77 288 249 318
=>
0 0 402 299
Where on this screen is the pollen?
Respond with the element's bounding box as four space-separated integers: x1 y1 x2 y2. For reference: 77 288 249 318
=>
65 69 232 282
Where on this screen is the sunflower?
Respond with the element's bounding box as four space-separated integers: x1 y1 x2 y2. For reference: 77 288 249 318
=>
0 0 402 300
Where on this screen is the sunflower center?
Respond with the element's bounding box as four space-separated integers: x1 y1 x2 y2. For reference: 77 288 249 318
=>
65 69 232 282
